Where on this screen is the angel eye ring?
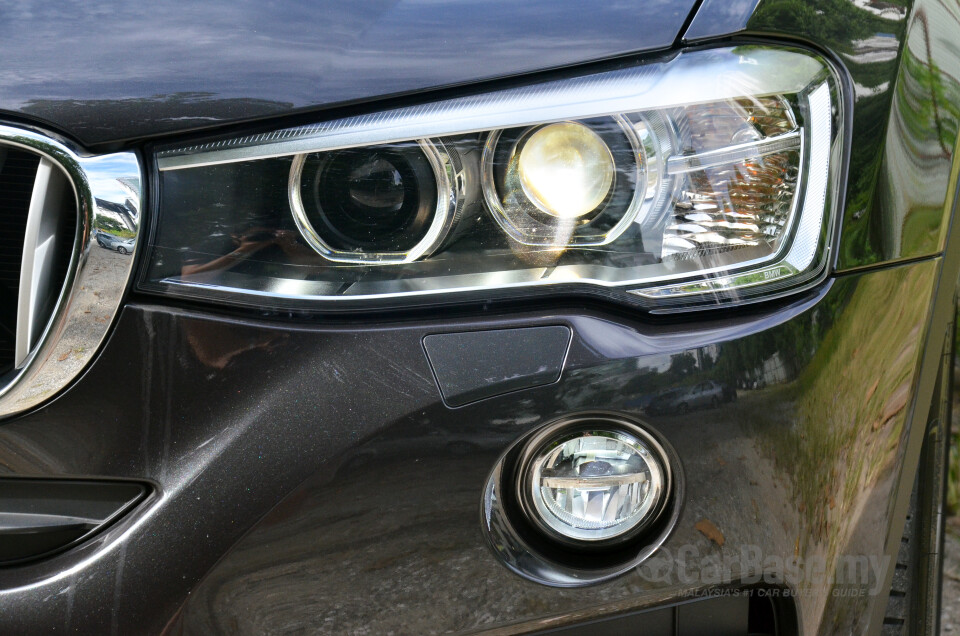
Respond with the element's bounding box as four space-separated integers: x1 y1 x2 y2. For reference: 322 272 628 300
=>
289 138 475 264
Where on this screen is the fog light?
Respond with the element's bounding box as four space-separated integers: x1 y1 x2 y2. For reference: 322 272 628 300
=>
482 413 679 585
520 427 667 544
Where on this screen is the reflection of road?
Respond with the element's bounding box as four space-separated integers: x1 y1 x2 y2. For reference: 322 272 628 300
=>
649 387 803 585
23 243 131 400
172 389 807 635
944 524 960 631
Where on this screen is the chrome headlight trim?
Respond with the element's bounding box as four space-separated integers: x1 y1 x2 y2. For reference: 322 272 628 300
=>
156 47 825 172
0 124 142 419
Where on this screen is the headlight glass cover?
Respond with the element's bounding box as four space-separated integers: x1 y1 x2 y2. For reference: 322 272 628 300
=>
142 45 842 311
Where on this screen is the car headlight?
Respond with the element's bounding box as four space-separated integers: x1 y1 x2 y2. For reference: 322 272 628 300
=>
141 45 842 311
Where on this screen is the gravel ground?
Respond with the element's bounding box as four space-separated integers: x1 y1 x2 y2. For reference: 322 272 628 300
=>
13 242 132 406
944 520 960 631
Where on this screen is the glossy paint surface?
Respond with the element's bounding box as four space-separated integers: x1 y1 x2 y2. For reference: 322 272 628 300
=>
0 1 957 633
0 259 941 634
682 0 761 42
746 0 960 269
0 1 692 147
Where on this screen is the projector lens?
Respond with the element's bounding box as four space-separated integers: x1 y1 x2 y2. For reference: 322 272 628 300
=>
300 142 437 253
517 122 615 219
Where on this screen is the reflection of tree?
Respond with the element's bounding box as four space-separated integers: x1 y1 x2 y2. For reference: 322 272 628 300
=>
750 0 906 267
94 215 129 235
668 352 697 377
750 0 902 56
897 14 960 158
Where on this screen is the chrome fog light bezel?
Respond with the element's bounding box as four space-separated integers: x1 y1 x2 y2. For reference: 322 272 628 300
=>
480 412 682 587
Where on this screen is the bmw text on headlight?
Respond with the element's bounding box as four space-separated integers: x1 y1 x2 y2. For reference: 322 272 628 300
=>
144 46 841 310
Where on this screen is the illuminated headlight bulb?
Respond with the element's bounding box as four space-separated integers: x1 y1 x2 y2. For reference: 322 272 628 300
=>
523 428 666 543
517 122 615 219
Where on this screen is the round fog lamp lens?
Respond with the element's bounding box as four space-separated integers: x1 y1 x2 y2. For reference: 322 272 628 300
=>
528 430 665 542
517 122 615 219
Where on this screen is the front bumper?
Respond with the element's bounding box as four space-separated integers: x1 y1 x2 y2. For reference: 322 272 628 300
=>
0 257 943 634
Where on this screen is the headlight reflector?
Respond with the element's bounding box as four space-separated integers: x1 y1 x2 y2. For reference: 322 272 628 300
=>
290 139 478 263
301 144 436 252
144 45 841 310
516 122 615 220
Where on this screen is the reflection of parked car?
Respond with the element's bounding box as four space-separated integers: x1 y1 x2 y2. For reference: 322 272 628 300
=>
645 388 686 415
647 381 735 415
95 231 135 254
685 380 736 409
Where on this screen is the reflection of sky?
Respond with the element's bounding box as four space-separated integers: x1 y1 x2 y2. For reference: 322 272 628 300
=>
81 155 140 203
0 0 691 144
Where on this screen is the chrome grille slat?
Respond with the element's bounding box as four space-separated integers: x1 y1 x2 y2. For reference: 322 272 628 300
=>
15 158 71 368
0 149 41 377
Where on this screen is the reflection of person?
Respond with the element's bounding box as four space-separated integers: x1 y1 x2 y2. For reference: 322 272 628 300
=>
179 226 301 369
184 319 285 370
181 227 318 277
